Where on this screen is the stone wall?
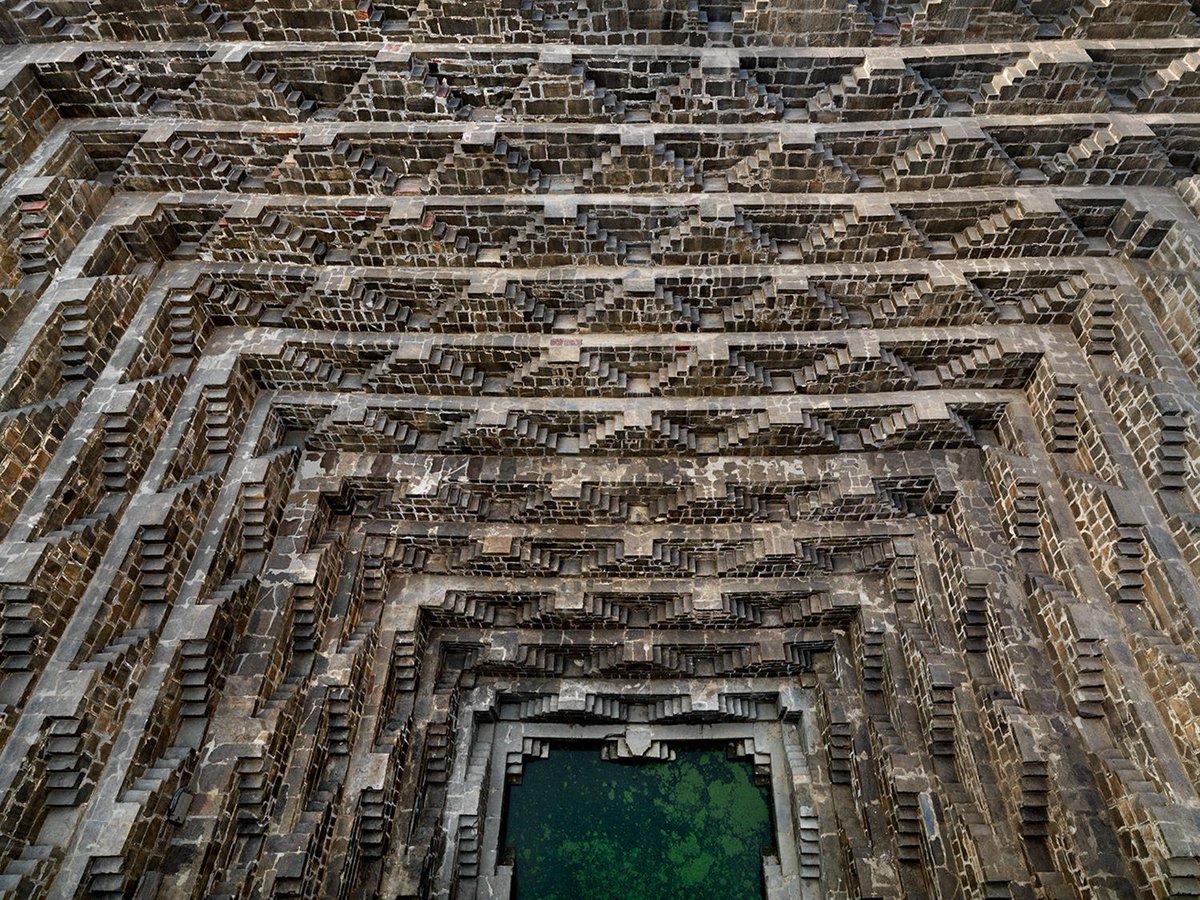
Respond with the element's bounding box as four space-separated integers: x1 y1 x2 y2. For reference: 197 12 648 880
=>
1 8 1200 900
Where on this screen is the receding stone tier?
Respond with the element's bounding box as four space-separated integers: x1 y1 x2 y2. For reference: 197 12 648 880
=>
2 15 1200 900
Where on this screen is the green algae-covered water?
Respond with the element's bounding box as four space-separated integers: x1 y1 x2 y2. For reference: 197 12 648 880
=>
502 744 774 899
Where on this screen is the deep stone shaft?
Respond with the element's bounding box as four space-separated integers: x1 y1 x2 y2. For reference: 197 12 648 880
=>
2 2 1200 898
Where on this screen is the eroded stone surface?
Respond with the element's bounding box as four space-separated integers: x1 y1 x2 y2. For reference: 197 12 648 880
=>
1 6 1200 900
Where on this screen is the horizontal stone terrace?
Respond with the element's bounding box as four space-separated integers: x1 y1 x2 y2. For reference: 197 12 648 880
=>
13 115 1191 197
5 40 1200 125
4 0 1200 45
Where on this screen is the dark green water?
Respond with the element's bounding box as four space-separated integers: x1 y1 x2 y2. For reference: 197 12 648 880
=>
502 744 774 900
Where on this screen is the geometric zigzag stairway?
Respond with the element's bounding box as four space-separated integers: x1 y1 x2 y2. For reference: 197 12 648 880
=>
2 2 1200 898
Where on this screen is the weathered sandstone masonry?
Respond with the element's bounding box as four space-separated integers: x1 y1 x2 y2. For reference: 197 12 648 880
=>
3 3 1200 898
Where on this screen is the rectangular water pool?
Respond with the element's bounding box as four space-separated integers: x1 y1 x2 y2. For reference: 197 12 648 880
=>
501 743 776 899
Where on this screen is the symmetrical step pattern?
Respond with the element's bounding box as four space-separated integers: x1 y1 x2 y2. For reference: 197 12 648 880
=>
0 16 1199 900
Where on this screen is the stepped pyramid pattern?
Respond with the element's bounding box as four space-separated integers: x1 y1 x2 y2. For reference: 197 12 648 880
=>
4 1 1200 898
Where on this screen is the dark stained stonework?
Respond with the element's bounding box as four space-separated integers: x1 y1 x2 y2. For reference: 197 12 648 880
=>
2 2 1200 898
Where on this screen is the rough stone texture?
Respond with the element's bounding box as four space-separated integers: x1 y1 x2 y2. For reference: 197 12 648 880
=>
2 4 1200 900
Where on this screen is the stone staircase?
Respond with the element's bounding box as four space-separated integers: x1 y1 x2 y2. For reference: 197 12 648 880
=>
2 0 82 37
238 56 318 118
333 140 400 193
175 0 245 36
1132 49 1200 107
354 0 407 33
406 58 473 119
978 54 1041 104
0 845 57 896
492 138 551 191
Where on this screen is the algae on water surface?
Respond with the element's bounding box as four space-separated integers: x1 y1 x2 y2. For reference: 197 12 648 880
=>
502 744 774 899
